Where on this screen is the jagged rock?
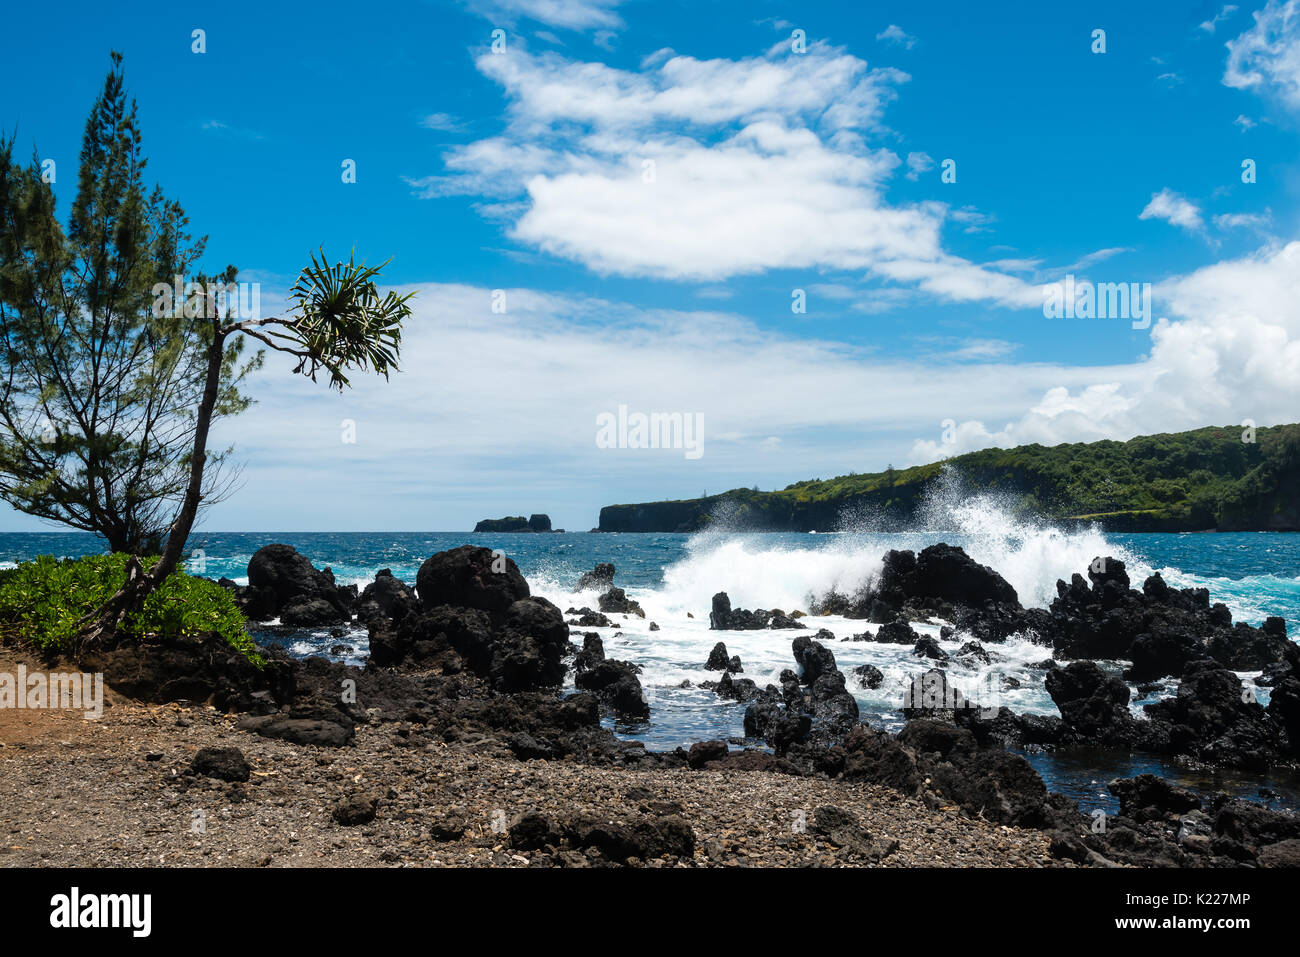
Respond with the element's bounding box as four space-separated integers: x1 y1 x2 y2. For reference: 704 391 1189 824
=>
573 633 606 674
354 570 417 628
246 543 352 623
705 641 731 670
1108 774 1201 819
1044 661 1141 747
598 586 645 618
415 545 529 617
852 663 884 689
912 636 948 661
574 563 616 591
792 631 839 684
566 607 613 628
873 620 919 645
574 659 649 720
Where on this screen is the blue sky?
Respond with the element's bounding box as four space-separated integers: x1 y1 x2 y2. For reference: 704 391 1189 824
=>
2 0 1300 532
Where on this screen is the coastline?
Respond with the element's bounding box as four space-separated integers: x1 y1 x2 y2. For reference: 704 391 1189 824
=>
0 647 1054 868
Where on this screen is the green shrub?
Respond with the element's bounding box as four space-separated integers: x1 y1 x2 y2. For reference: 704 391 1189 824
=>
0 553 263 666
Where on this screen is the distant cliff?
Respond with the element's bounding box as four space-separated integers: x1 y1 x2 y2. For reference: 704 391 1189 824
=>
598 424 1300 533
474 514 558 533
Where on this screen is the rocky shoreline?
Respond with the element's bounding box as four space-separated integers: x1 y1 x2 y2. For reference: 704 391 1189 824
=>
2 540 1299 868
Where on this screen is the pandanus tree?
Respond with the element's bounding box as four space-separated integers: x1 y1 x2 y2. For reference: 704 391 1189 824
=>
0 53 415 644
83 249 413 643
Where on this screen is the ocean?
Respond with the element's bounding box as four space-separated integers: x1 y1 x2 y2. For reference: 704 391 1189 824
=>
3 489 1298 813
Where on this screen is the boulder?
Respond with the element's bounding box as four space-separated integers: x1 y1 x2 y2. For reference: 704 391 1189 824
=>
851 663 884 690
247 543 350 621
190 747 251 783
574 659 650 721
354 569 417 627
597 586 644 618
415 545 529 617
1107 774 1201 819
1044 661 1140 746
574 563 616 591
792 632 838 684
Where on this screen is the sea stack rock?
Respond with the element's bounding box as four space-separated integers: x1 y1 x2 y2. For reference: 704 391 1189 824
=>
473 514 556 532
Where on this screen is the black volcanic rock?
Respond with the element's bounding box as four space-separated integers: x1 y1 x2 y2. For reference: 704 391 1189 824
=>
1107 774 1201 819
792 632 839 684
705 641 728 670
1142 659 1283 771
873 620 919 644
1042 560 1297 679
372 547 569 692
190 747 251 783
473 514 556 532
1044 660 1141 747
574 659 649 720
598 586 645 618
575 563 616 591
245 543 351 623
852 663 884 689
709 591 806 631
415 545 529 617
355 569 417 628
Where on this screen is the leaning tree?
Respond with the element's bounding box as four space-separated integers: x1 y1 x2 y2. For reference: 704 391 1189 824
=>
84 248 413 643
0 53 415 642
0 52 263 553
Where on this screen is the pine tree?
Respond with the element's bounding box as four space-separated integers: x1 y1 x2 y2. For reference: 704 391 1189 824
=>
0 54 415 643
0 52 258 552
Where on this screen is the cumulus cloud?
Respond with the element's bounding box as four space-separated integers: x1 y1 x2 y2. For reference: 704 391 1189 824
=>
909 242 1300 462
1224 0 1300 108
1139 188 1204 232
410 42 1036 302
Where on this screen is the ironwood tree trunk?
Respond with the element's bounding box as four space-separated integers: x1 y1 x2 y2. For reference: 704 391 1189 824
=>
78 324 228 647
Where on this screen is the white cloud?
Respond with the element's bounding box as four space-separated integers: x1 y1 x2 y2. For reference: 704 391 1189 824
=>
1224 0 1300 108
467 0 625 31
904 150 934 180
212 282 1107 528
1139 188 1204 232
1214 209 1272 231
414 43 1037 302
1235 112 1258 129
420 112 465 132
876 25 916 49
1201 4 1239 33
909 242 1300 461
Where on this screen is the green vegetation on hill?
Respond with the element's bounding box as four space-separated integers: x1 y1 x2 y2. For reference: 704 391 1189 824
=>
598 424 1300 533
0 554 262 664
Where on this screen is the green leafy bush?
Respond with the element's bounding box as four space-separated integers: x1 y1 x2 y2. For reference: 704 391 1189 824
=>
0 553 262 665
